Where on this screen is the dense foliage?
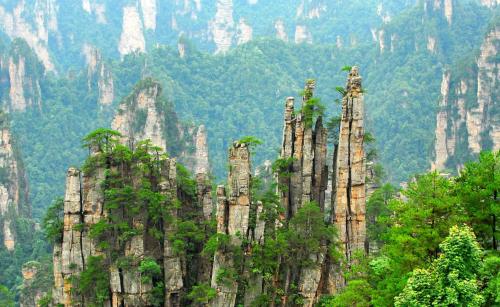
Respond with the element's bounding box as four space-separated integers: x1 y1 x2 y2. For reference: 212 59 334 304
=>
321 150 499 306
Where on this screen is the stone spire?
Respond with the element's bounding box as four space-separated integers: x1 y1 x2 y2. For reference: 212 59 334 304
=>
0 114 30 251
333 66 367 263
52 151 182 306
111 79 167 151
278 80 329 306
210 141 251 306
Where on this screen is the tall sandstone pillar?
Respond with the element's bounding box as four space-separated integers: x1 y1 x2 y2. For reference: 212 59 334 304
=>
333 66 366 269
278 80 329 307
211 142 252 307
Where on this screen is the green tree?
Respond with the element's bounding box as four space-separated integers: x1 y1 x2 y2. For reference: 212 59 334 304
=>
455 150 499 250
41 197 64 243
0 285 15 307
395 225 484 307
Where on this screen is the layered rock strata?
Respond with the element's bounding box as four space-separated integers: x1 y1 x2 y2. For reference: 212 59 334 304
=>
52 150 182 306
332 67 366 262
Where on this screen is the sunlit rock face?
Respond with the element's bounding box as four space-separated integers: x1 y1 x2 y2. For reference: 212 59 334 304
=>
0 115 30 251
433 27 500 171
118 6 146 56
83 44 114 106
210 0 235 54
0 0 57 71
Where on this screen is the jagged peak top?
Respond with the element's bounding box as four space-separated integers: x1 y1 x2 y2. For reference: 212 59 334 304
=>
346 66 363 96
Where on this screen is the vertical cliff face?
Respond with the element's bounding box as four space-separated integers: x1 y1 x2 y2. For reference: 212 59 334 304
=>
111 79 210 176
19 261 49 307
210 0 235 54
51 70 366 306
0 113 30 251
112 79 167 151
332 67 366 273
52 136 185 306
433 26 500 170
118 6 146 56
0 40 43 112
424 0 453 24
211 142 251 306
83 44 114 106
0 0 57 71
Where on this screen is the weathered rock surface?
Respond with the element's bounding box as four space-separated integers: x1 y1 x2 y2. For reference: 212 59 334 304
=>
210 0 235 54
433 27 500 170
83 44 114 105
112 80 167 150
0 40 43 112
0 114 30 251
19 261 49 307
118 6 146 56
0 1 57 71
331 67 366 288
52 152 182 306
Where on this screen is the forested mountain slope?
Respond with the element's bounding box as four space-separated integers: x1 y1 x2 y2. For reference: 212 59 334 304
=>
0 0 414 70
0 0 497 220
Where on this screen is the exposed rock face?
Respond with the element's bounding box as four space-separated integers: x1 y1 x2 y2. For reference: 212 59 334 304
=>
211 0 235 53
210 143 252 306
83 44 114 105
427 36 437 53
480 0 500 8
236 18 253 45
0 114 30 251
112 79 210 177
118 6 146 56
295 25 312 44
112 80 167 150
433 27 500 170
140 0 157 31
433 71 452 170
2 40 43 112
468 27 500 153
81 0 107 24
52 148 182 306
194 125 212 220
20 261 48 307
427 0 453 24
332 67 366 281
0 1 56 71
275 19 288 42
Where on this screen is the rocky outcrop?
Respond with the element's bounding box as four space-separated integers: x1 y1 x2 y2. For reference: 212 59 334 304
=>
331 67 366 285
83 44 114 106
210 0 235 53
425 0 453 24
295 25 312 44
468 26 500 153
0 114 30 251
480 0 500 8
112 79 211 177
0 1 56 71
112 79 167 150
211 142 251 306
118 6 146 56
19 261 49 307
275 19 288 42
433 27 500 170
140 0 157 31
81 0 107 24
236 18 253 45
1 40 43 112
52 141 182 306
193 125 212 220
433 71 452 170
